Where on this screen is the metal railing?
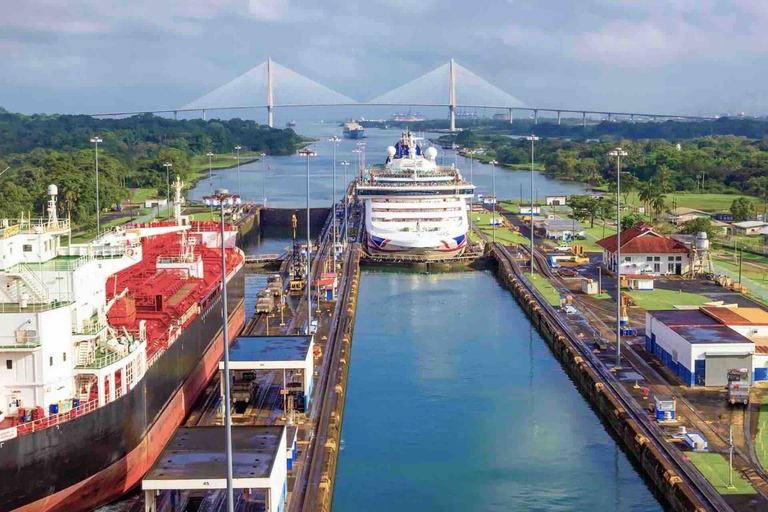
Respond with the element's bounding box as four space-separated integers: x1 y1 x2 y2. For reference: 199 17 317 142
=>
0 332 41 349
0 218 70 239
1 399 100 440
72 318 107 336
0 301 71 314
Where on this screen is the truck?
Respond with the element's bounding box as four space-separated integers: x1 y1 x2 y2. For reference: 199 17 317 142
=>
727 368 750 405
256 289 274 314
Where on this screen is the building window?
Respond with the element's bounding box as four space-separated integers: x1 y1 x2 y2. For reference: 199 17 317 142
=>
624 257 631 262
63 352 67 362
23 244 33 252
654 256 661 261
676 256 682 261
647 256 653 262
668 256 675 261
49 356 53 366
6 360 11 370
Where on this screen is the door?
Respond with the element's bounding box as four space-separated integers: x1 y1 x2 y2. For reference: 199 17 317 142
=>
654 263 661 273
675 263 682 275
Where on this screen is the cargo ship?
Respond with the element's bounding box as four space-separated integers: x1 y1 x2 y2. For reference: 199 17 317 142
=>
342 121 365 139
0 178 246 511
358 131 474 258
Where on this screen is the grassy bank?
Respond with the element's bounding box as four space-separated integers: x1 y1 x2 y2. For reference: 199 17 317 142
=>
627 289 712 310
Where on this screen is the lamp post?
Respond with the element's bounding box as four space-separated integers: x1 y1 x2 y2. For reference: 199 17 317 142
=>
352 148 361 180
490 160 498 243
207 188 238 512
90 137 102 237
261 152 267 207
526 135 540 275
206 151 214 216
329 136 340 270
469 151 475 231
340 160 350 247
609 147 628 368
234 146 242 198
163 162 172 220
298 148 317 335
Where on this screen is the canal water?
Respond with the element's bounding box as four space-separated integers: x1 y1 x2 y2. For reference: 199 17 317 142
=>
333 270 663 512
187 121 586 208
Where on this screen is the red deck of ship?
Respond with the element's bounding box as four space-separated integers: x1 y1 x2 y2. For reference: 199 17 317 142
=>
107 226 243 359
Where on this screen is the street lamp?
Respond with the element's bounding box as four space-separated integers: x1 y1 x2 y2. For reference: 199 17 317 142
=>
234 146 242 198
352 148 362 181
206 152 214 215
609 147 628 368
468 150 475 231
261 153 267 207
489 160 498 243
90 137 102 237
340 160 350 246
298 148 317 335
203 188 240 512
163 162 172 220
526 135 540 275
329 136 340 270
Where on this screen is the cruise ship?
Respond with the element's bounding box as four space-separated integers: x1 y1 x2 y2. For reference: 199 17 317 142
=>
0 179 245 511
342 121 365 139
358 131 474 259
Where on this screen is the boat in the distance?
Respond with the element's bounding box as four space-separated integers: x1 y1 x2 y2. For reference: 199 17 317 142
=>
343 121 365 139
357 131 474 259
286 120 297 128
0 178 245 511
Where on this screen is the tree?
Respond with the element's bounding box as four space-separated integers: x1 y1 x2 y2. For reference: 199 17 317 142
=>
650 194 667 219
731 197 757 222
638 182 655 214
569 195 600 227
680 217 717 240
621 212 645 230
596 196 616 238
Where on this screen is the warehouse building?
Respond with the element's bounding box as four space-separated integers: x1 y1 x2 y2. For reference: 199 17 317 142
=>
645 306 768 386
645 309 754 386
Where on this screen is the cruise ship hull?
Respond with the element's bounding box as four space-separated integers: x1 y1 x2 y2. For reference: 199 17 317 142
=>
0 268 245 512
366 232 467 259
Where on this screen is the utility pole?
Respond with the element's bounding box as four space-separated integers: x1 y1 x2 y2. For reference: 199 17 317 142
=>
234 146 242 198
341 161 350 247
261 153 267 207
298 148 317 335
609 147 628 369
206 151 214 217
526 135 540 275
163 162 172 220
90 137 102 237
329 136 340 270
469 150 474 231
490 160 498 243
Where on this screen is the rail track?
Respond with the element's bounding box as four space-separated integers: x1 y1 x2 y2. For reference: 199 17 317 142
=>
494 242 730 512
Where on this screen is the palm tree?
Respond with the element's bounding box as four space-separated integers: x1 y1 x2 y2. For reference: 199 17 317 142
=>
638 182 655 214
655 165 671 193
651 193 667 220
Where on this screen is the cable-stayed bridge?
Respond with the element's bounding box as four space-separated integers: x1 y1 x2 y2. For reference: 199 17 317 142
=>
90 58 715 129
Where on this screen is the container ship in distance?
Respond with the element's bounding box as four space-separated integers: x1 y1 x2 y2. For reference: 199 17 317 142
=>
0 179 246 512
358 131 475 258
342 121 365 139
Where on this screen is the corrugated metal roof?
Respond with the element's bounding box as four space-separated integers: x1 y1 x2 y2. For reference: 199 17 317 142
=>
732 308 768 324
701 307 754 326
671 325 753 344
649 310 719 326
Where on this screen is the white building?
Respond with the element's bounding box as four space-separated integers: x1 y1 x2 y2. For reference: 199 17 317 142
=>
645 309 754 387
597 222 690 276
518 204 542 216
664 207 709 225
546 196 567 206
733 220 767 235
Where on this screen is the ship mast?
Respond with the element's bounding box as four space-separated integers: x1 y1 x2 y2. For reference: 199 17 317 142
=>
173 176 184 226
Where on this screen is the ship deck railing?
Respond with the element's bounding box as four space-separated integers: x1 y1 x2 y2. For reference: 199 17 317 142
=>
0 300 72 315
2 398 100 440
75 343 140 370
358 180 473 188
0 218 71 239
0 332 41 350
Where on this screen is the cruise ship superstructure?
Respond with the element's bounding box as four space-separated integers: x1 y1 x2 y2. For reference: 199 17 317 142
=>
0 179 246 511
358 131 474 259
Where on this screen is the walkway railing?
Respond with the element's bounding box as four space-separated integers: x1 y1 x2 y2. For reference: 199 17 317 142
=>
0 399 100 441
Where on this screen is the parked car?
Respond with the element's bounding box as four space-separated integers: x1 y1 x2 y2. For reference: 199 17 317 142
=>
558 268 579 277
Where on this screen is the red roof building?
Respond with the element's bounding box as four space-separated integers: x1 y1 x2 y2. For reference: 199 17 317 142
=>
597 222 691 276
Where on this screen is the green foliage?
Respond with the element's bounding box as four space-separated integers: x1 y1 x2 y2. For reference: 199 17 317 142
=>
680 217 717 239
569 195 600 227
621 212 645 230
731 197 757 221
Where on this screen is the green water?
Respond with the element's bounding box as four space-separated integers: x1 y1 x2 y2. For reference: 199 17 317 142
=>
333 270 663 511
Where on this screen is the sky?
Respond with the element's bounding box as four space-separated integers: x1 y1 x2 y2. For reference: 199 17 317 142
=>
2 0 768 117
